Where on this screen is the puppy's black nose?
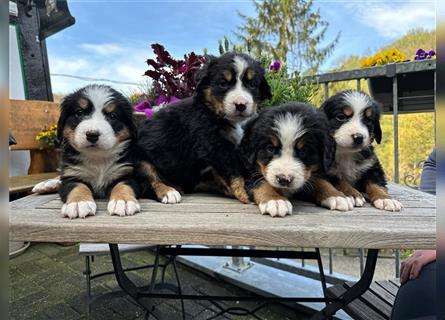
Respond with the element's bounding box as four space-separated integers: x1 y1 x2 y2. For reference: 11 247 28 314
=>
276 175 294 187
86 131 100 143
235 104 247 112
352 134 364 145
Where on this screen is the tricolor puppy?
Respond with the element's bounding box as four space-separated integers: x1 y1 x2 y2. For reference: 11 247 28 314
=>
239 103 342 217
137 53 271 204
320 90 402 212
58 84 141 219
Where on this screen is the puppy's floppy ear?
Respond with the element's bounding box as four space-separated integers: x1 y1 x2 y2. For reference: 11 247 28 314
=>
372 101 383 144
258 65 272 101
239 114 260 167
373 118 382 144
57 99 69 141
322 134 336 172
194 55 216 90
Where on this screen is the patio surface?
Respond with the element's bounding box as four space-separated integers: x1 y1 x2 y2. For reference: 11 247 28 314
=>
9 243 309 320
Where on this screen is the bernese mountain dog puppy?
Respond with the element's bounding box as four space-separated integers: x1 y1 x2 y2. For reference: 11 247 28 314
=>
320 90 402 212
239 102 346 217
137 53 271 204
57 84 141 219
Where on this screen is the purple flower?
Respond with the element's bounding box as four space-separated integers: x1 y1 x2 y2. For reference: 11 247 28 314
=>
143 108 154 118
169 96 180 104
269 60 281 72
134 100 151 112
414 48 433 60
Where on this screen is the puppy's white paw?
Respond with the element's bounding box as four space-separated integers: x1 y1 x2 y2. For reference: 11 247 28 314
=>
373 198 402 212
161 190 181 204
321 196 353 211
107 199 141 216
259 199 292 217
352 195 366 207
61 201 96 219
32 177 61 194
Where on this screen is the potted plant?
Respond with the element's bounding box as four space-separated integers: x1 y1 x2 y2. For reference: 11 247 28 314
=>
33 124 61 173
362 48 436 113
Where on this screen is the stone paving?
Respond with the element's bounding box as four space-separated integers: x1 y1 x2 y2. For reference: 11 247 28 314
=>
9 243 310 320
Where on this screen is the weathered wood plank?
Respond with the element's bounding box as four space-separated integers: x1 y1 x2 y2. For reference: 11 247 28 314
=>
9 172 59 194
368 282 396 305
328 285 386 320
9 184 436 249
9 206 435 249
344 282 393 317
9 99 60 151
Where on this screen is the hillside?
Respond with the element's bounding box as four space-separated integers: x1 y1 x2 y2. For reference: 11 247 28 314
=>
309 29 436 185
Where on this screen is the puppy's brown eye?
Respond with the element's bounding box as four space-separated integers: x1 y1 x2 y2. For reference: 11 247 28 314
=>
75 109 83 117
109 113 117 120
336 114 348 122
266 144 276 154
248 81 256 89
219 80 229 88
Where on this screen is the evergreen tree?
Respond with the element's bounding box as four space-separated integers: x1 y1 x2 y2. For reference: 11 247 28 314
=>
235 0 339 74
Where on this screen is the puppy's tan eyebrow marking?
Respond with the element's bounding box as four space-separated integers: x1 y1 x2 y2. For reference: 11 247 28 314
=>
365 108 373 117
246 68 255 80
103 103 116 113
271 135 279 147
343 106 353 116
78 98 89 109
223 70 232 82
296 138 305 149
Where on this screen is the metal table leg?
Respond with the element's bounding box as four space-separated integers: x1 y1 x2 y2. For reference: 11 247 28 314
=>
109 244 163 319
310 249 379 320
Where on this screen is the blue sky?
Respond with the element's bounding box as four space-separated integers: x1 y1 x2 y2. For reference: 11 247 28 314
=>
47 0 436 94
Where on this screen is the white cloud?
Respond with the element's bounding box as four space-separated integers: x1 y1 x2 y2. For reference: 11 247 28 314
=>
346 1 436 39
48 43 152 95
79 43 125 56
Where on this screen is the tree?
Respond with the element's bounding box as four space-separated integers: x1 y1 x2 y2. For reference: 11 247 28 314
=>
235 0 339 75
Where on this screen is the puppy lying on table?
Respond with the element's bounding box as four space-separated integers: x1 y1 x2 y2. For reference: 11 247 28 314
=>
56 84 141 219
239 102 350 217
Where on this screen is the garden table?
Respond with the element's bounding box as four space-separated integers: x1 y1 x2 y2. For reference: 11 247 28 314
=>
9 183 435 319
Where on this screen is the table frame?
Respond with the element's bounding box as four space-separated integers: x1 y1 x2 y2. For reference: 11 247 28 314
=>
109 244 378 319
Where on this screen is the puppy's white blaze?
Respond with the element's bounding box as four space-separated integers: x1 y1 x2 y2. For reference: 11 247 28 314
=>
342 91 371 114
84 85 113 111
223 56 254 121
265 114 307 191
334 91 371 148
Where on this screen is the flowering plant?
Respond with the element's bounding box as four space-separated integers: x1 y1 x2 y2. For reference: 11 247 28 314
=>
145 44 206 103
260 58 317 109
361 49 407 68
414 48 436 60
137 44 206 117
35 125 59 147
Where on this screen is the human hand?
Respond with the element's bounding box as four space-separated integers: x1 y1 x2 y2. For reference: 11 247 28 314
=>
400 250 436 284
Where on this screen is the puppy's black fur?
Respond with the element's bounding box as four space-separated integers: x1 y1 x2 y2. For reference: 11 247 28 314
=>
58 84 140 218
137 53 271 204
239 102 337 216
320 90 402 211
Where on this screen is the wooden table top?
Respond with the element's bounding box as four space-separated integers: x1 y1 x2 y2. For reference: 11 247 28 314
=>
9 184 436 249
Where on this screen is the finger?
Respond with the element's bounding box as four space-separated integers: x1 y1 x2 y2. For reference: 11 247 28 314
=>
400 261 412 284
409 261 424 281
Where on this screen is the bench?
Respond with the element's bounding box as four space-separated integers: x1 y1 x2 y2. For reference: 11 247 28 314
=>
327 279 401 319
9 99 60 196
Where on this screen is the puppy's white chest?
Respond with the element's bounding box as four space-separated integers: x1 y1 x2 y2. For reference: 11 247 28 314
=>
223 122 245 146
64 158 131 195
330 153 375 184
